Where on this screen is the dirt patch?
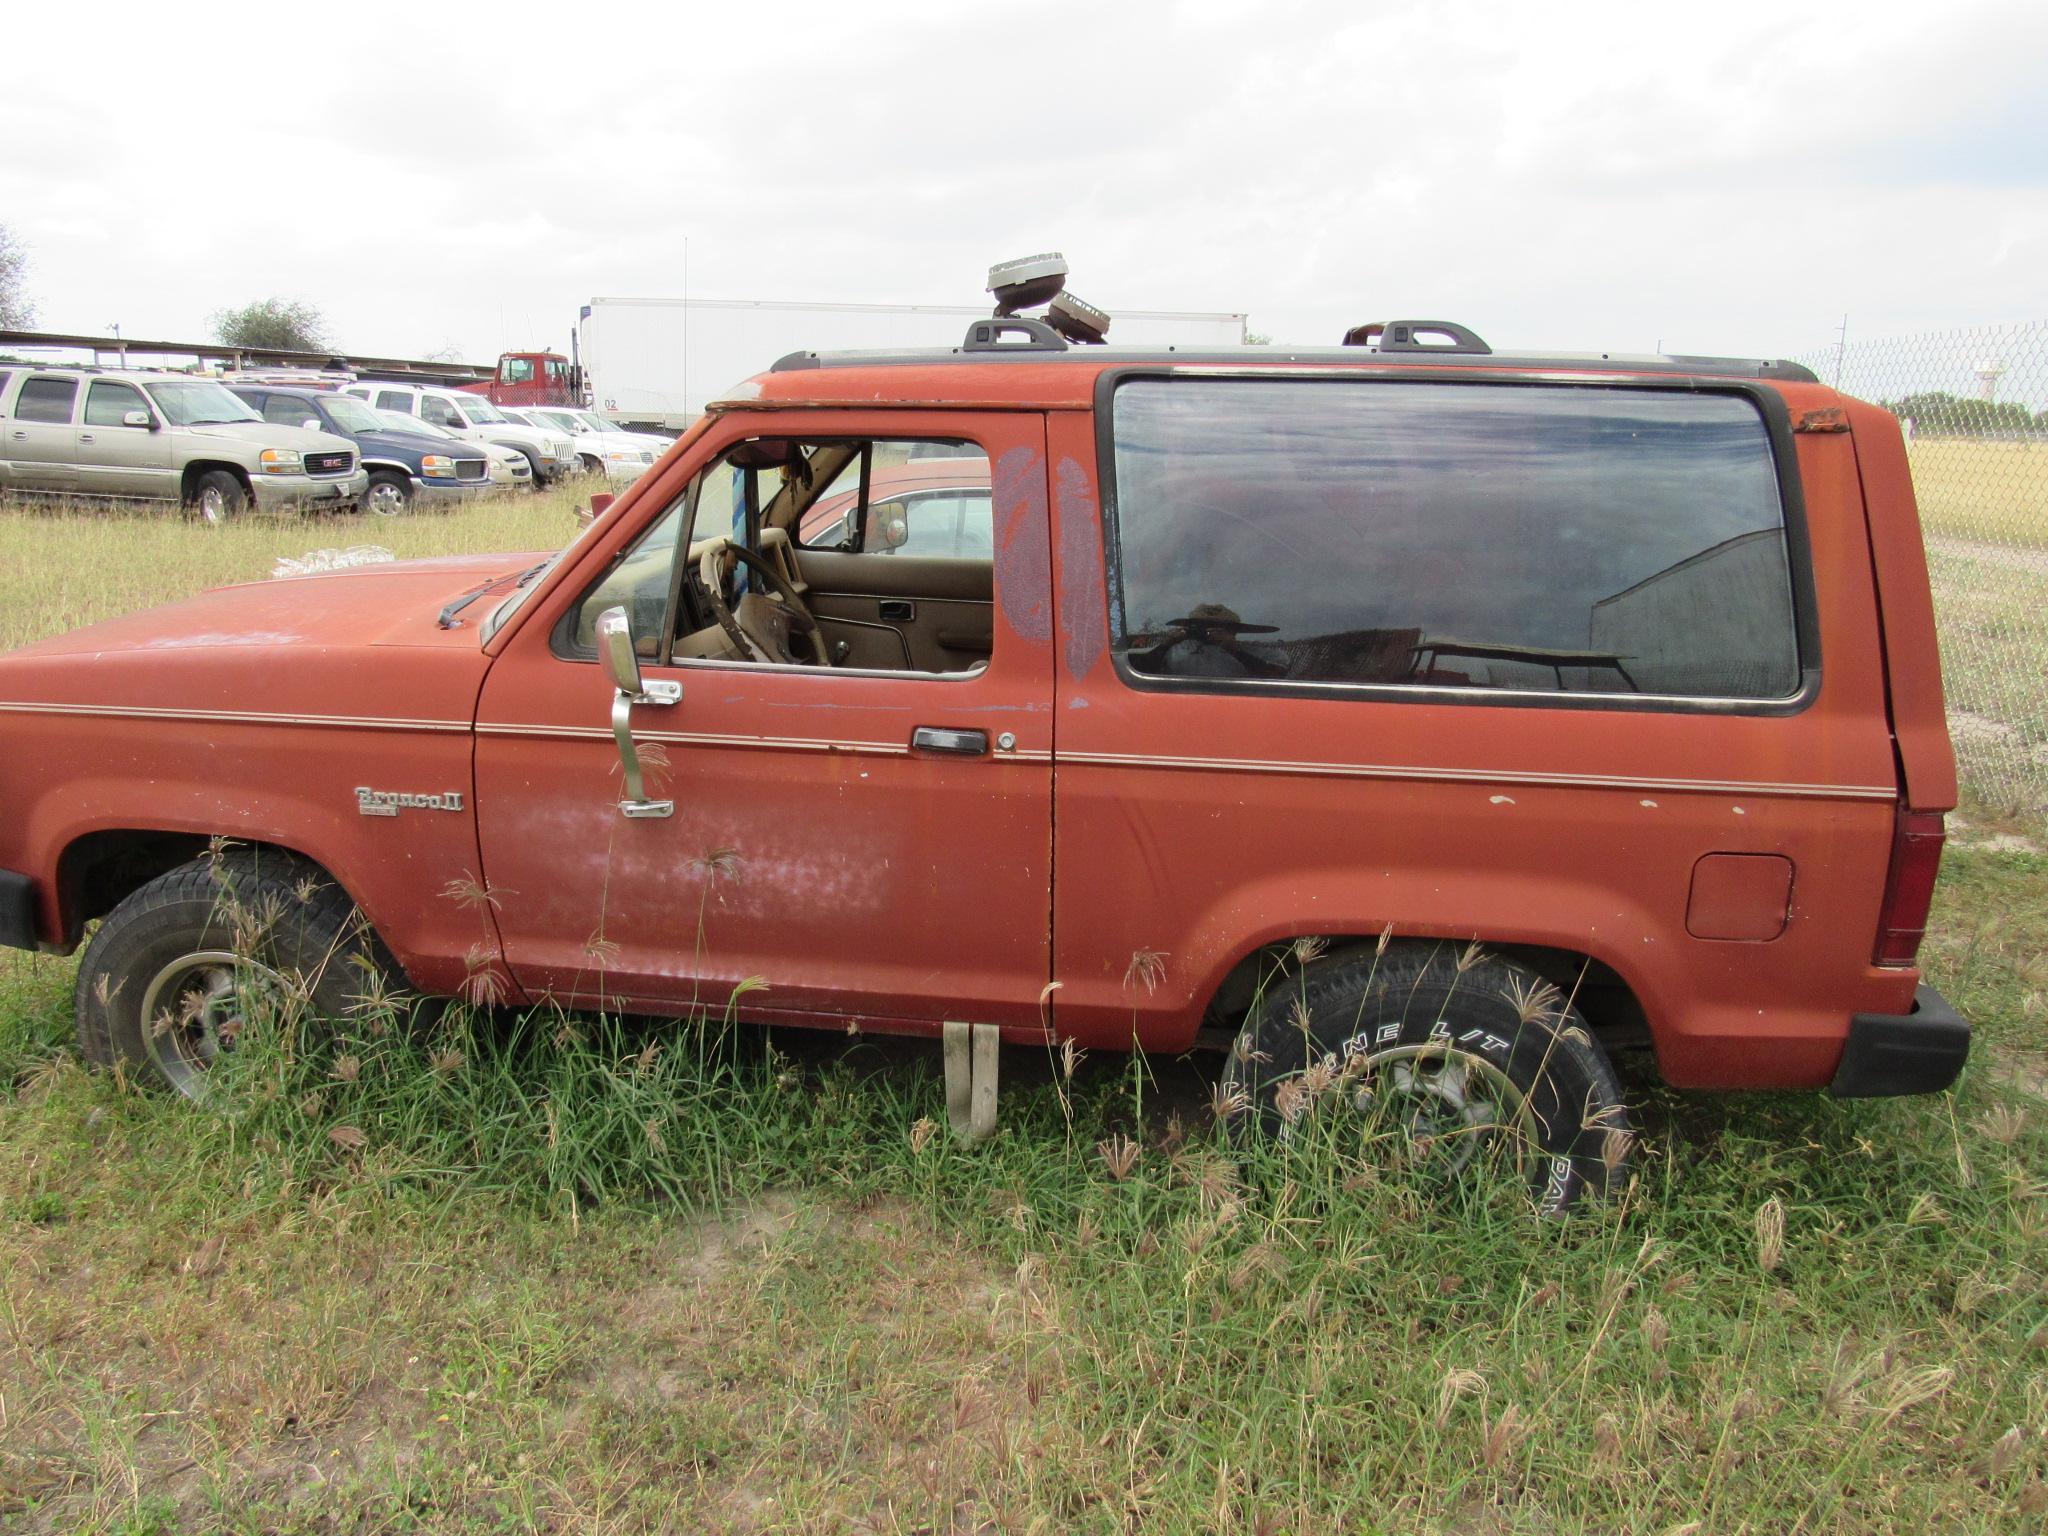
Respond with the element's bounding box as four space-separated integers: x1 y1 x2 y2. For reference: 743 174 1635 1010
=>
1987 1042 2048 1103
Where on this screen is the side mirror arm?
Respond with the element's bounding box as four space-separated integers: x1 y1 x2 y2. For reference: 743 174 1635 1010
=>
595 605 680 818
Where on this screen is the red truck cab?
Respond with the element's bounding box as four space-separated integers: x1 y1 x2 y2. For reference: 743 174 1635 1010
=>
463 351 581 409
0 318 1968 1212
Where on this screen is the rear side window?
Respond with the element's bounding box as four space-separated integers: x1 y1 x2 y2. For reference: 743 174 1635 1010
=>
1108 379 1802 702
15 376 79 424
376 390 412 412
0 370 13 409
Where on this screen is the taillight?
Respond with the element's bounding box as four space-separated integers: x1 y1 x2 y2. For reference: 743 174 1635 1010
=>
1874 809 1946 966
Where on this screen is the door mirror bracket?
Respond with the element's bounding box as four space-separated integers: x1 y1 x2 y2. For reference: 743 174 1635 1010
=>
595 606 680 818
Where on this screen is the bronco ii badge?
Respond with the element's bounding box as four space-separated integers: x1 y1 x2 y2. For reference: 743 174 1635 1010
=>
355 787 465 817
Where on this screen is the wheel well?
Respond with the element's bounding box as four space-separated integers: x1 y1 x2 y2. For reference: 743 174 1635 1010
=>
56 831 324 945
361 460 413 479
180 460 252 500
1200 934 1652 1058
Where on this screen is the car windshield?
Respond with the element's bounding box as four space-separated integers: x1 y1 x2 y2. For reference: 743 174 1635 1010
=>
458 396 508 424
570 413 614 434
538 411 588 434
380 408 455 440
147 380 262 426
321 396 386 434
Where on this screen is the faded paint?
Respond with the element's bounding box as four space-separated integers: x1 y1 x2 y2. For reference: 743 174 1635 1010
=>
991 445 1051 645
1054 456 1107 680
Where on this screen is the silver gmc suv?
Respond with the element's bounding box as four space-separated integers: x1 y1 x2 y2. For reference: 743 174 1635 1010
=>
0 367 368 521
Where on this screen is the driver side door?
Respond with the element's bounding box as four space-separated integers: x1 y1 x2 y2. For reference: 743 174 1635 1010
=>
472 408 1057 1035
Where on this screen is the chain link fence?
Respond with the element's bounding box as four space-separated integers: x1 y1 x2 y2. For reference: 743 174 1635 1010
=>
1797 322 2048 828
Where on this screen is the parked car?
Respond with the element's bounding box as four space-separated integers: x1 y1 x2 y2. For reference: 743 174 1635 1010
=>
501 405 661 483
0 367 366 520
374 410 532 489
340 381 571 485
229 385 491 515
798 456 992 560
0 316 1966 1215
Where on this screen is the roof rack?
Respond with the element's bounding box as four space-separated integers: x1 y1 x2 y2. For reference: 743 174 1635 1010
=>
1343 319 1492 354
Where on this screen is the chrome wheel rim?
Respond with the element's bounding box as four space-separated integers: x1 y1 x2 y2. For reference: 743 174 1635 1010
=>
366 480 406 516
197 486 228 524
1275 1043 1537 1184
139 949 284 1100
1352 1044 1535 1180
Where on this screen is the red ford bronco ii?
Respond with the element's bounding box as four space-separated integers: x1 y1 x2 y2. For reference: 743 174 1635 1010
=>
0 297 1968 1212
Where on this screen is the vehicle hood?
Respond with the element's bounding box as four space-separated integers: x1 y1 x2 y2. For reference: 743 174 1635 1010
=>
481 422 558 450
356 426 480 458
178 421 357 455
1 551 554 664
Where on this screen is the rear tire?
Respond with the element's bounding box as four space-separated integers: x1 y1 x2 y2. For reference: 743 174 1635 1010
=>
74 851 401 1100
364 470 412 516
188 469 248 525
1220 943 1633 1215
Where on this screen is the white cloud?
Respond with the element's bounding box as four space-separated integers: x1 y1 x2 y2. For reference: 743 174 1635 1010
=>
4 0 2043 366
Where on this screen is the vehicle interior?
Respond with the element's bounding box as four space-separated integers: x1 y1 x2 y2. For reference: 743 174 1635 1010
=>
562 437 995 676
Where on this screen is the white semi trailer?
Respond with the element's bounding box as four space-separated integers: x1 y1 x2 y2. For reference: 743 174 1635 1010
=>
576 296 1248 431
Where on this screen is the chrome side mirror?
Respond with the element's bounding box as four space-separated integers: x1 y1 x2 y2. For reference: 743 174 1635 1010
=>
122 409 154 429
594 606 680 819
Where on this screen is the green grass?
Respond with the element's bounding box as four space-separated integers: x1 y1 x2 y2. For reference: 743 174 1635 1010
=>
1 491 2046 1532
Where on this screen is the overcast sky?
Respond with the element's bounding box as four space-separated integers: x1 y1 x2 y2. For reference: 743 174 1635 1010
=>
6 0 2045 369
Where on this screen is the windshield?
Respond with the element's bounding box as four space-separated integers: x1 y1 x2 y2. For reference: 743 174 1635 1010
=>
147 380 262 426
321 395 386 434
537 410 588 434
570 412 615 434
482 524 599 643
380 408 455 440
458 395 508 424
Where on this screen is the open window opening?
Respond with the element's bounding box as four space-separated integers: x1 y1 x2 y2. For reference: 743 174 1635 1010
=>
561 436 995 677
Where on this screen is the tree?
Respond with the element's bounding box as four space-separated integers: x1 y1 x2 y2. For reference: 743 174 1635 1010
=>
0 224 34 329
1881 389 2036 438
210 297 329 353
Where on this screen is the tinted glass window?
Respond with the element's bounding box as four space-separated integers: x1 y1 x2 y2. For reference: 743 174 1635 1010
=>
263 394 315 427
16 377 79 423
1110 380 1800 700
84 381 149 426
503 358 535 384
419 395 462 428
375 390 412 412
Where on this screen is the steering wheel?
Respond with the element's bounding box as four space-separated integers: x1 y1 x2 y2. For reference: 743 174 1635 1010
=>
696 538 832 666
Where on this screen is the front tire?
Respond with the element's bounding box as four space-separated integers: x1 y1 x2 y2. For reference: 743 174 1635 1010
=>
74 851 399 1100
364 470 412 516
1221 943 1632 1214
188 469 249 525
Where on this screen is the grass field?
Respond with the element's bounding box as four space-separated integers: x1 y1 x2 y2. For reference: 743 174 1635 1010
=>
0 491 2045 1533
1909 439 2048 551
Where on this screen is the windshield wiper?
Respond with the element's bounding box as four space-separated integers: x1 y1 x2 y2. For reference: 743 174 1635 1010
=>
436 562 550 629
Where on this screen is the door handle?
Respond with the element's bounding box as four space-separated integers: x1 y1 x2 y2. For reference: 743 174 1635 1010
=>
8 431 24 440
79 433 95 444
912 726 988 756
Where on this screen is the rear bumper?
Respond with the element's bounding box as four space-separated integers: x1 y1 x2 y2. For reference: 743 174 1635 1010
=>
0 868 39 952
1828 985 1971 1097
